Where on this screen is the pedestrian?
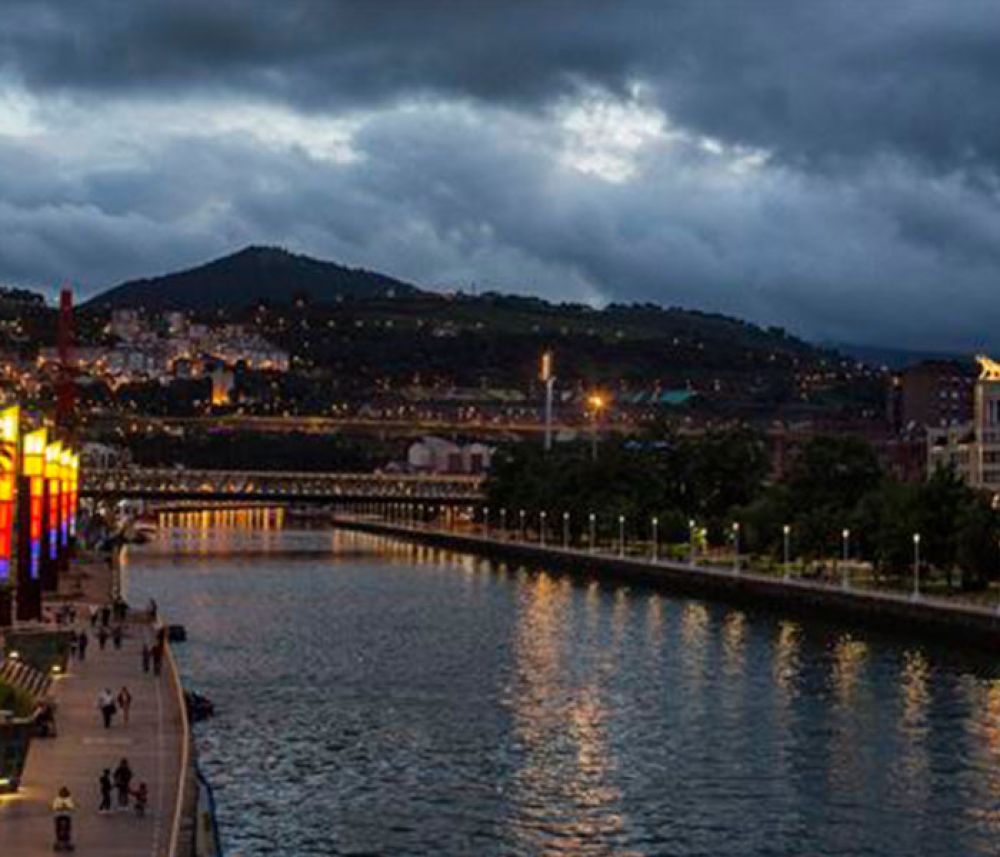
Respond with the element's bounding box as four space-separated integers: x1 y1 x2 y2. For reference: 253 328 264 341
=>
68 634 77 660
77 630 89 662
113 758 133 811
98 769 112 814
148 598 158 623
112 625 123 650
117 686 132 726
152 642 163 677
97 687 116 729
131 782 148 818
89 604 98 628
100 605 110 627
97 626 108 651
141 644 151 674
51 786 76 851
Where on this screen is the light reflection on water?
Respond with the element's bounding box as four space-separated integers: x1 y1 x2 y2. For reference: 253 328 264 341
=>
124 512 1000 856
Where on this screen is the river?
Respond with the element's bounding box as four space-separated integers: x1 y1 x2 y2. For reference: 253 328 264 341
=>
125 510 1000 856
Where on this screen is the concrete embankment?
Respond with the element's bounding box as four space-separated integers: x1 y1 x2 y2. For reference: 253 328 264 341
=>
335 518 1000 649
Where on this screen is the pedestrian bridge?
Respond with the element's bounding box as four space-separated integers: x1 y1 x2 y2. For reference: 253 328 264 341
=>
81 467 486 506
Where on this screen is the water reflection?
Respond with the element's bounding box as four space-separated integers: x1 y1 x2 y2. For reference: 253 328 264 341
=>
121 513 1000 857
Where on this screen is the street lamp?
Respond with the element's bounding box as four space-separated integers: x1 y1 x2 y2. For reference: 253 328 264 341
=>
651 516 659 562
540 511 547 546
732 522 741 572
562 511 570 549
841 528 850 588
618 514 626 557
912 532 921 598
483 506 490 538
589 512 597 553
519 509 526 541
782 523 791 579
588 393 606 461
541 351 555 453
688 518 696 565
500 507 507 537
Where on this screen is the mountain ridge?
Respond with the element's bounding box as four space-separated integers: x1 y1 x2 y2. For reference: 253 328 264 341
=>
87 245 422 309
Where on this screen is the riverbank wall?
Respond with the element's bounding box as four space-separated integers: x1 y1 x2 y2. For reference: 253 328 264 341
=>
334 518 1000 649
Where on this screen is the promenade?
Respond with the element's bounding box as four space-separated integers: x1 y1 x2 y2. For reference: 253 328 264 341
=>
0 560 186 856
338 517 1000 648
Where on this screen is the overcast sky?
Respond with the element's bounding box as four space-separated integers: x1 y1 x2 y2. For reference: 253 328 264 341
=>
3 1 1000 349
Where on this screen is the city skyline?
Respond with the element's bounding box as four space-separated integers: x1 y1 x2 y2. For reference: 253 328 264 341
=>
4 2 1000 351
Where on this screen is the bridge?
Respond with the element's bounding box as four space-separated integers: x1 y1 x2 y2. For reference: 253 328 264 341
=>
81 467 485 506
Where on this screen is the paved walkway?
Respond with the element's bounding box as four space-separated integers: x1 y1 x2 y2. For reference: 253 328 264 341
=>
0 561 184 856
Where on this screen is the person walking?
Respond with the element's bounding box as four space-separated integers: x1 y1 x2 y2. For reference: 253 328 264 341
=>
89 604 99 628
51 786 76 851
148 598 158 623
98 769 113 814
101 605 111 627
131 781 148 818
117 686 132 726
152 642 163 677
141 643 151 674
112 625 123 650
97 626 109 651
97 688 116 729
77 630 88 662
113 758 133 812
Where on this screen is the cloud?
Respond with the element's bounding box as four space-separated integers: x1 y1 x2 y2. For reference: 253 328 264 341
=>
2 1 1000 350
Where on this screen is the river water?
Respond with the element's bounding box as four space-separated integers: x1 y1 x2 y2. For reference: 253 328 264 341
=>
126 511 1000 856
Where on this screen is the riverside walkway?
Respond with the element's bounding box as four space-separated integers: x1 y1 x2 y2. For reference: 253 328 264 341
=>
337 517 1000 648
0 561 187 857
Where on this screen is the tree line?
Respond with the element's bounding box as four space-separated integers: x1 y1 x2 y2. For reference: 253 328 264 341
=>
485 428 1000 591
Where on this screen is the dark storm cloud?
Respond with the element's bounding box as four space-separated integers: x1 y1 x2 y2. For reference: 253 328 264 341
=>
3 1 1000 349
6 0 1000 169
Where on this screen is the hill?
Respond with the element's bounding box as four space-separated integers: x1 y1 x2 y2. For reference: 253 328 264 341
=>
87 245 421 309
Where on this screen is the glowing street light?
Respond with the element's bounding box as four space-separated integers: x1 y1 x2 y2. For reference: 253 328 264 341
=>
782 523 791 579
562 511 570 549
541 351 555 453
618 514 626 557
651 516 659 562
688 518 696 565
841 528 851 588
483 506 490 538
539 511 547 546
912 532 921 598
589 511 596 553
588 393 606 461
732 522 741 572
499 507 507 537
519 509 526 541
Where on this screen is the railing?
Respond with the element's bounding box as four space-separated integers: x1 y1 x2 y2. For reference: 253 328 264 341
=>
165 639 191 857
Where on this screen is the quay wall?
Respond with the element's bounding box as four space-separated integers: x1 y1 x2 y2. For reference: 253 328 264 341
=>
335 518 1000 649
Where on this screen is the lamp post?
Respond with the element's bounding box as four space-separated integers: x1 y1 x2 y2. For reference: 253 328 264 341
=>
540 511 547 546
651 516 659 562
782 523 791 579
589 512 596 553
618 514 626 557
562 511 570 549
483 506 489 538
688 518 696 565
500 508 507 538
519 509 526 541
912 532 921 598
841 528 850 588
588 393 605 461
732 522 741 572
541 351 555 453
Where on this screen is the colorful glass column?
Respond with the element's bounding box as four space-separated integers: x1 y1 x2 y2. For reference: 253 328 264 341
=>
17 427 46 620
58 447 72 568
0 406 18 627
42 441 62 589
